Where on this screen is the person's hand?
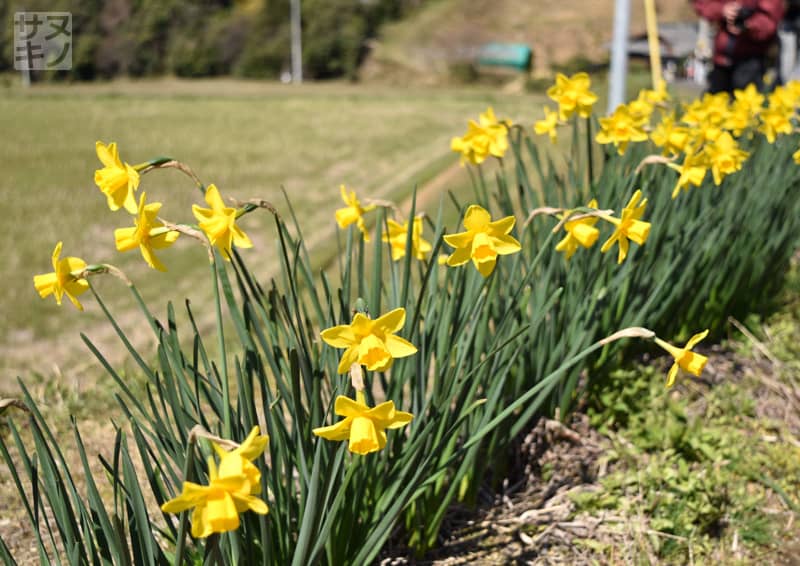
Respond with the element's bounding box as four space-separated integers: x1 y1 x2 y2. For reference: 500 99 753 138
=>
722 2 742 29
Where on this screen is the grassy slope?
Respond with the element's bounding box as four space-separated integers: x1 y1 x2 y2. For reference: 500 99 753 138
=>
361 0 695 82
0 78 541 393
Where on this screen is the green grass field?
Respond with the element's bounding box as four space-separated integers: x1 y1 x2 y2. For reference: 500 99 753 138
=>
0 78 543 394
2 76 799 565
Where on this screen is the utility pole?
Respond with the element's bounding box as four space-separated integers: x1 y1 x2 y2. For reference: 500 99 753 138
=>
643 0 662 89
608 0 631 113
290 0 303 83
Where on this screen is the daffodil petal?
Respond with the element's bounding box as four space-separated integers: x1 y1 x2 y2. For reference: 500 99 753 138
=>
490 234 522 255
488 215 516 235
463 205 491 232
386 409 413 429
321 325 357 348
685 329 709 350
373 307 406 335
335 395 368 417
204 184 226 210
95 141 119 168
336 346 359 375
443 231 473 249
161 482 211 513
446 246 471 267
313 417 353 441
665 363 679 388
384 334 417 358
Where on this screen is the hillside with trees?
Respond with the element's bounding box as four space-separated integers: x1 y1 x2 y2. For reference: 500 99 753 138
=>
1 0 419 81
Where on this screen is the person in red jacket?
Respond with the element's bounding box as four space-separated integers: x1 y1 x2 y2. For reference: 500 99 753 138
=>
692 0 784 93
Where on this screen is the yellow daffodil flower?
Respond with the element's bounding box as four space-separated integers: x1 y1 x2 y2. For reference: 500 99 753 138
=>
701 131 749 186
211 426 269 497
94 141 140 214
688 122 723 148
546 72 598 120
727 84 763 135
312 391 413 455
654 330 709 388
451 121 488 165
33 242 89 310
478 107 513 142
382 217 432 261
650 115 690 156
161 428 269 538
599 190 651 264
533 106 560 144
335 185 376 241
768 85 798 113
595 104 649 155
321 307 417 374
639 81 669 105
793 148 800 164
667 152 708 199
555 199 600 260
758 105 794 144
444 205 521 277
733 83 764 114
785 80 800 103
478 106 511 128
725 104 754 137
626 96 655 126
681 92 730 128
192 184 253 259
114 193 179 271
450 107 510 165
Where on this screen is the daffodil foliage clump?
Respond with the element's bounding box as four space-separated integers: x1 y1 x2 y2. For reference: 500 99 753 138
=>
3 74 800 565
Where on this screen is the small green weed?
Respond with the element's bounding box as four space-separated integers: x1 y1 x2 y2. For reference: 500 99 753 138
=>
579 358 799 562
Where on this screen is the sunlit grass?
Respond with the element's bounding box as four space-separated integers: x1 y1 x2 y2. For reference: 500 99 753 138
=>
0 78 541 389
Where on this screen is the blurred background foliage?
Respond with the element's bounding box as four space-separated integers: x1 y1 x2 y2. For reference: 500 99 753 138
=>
0 0 422 81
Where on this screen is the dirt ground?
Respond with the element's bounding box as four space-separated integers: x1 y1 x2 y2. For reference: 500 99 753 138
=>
379 338 800 565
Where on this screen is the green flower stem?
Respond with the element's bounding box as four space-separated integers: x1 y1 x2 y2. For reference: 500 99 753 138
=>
148 225 184 239
454 326 652 459
228 530 241 564
171 433 199 566
211 253 232 439
78 263 132 287
81 263 159 337
133 156 174 171
234 200 280 220
496 218 559 322
136 158 205 194
235 203 259 219
586 116 594 186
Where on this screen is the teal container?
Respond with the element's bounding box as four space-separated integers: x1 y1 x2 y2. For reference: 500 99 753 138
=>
477 43 532 70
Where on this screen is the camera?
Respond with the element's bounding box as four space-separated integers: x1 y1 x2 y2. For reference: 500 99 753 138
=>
734 7 756 29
